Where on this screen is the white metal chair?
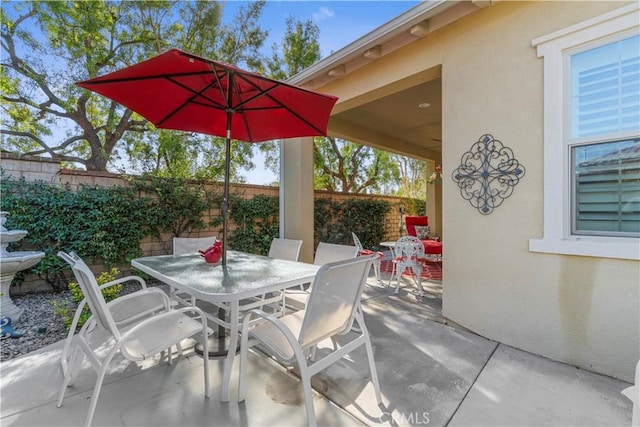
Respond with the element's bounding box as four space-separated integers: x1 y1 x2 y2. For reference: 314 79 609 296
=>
352 232 384 284
238 255 382 427
171 236 216 306
285 242 359 310
392 235 426 297
268 237 303 261
57 251 211 427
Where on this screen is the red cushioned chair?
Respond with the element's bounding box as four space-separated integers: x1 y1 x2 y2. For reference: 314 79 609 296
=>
405 216 442 258
405 216 427 235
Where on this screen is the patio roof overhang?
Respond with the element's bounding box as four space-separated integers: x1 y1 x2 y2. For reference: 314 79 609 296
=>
287 0 499 161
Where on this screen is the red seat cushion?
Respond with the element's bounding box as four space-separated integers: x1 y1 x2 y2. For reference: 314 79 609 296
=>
422 240 442 255
359 249 385 259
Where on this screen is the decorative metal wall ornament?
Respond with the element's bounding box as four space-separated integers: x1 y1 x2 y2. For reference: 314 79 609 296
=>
451 134 526 215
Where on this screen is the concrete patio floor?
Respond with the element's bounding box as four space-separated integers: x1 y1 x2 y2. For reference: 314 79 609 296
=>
0 274 633 426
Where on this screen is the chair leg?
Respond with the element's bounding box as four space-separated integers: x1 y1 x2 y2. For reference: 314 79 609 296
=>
84 358 113 427
373 261 382 284
299 364 317 427
202 328 210 399
57 340 86 408
354 310 382 404
57 355 74 408
238 322 250 402
387 261 396 288
394 266 402 294
415 266 424 297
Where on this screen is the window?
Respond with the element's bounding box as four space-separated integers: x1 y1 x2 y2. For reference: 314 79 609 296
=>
531 4 640 260
573 139 639 236
570 35 640 238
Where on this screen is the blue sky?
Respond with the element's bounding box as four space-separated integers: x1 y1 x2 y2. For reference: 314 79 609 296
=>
228 1 421 58
230 1 421 183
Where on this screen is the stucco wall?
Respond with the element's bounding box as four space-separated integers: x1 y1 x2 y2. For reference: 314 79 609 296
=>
438 1 638 382
315 1 638 382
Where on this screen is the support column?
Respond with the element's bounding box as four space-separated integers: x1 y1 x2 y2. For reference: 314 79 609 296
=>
426 159 442 238
279 137 315 263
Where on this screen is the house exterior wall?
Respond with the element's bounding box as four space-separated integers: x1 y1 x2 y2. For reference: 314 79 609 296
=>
312 1 638 382
440 0 638 384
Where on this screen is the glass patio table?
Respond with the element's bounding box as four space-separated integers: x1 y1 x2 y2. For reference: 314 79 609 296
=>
131 250 320 402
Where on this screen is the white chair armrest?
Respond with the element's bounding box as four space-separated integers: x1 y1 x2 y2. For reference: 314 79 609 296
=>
98 275 147 291
240 309 304 363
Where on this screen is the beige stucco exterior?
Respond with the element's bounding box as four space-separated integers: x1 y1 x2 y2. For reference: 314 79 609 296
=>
282 0 639 382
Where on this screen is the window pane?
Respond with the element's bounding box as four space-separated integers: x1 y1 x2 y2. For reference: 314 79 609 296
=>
571 35 640 138
573 139 640 236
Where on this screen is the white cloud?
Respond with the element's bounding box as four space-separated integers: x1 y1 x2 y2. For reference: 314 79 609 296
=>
312 6 335 22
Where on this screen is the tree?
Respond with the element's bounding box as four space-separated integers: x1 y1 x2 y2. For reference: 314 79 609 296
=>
394 154 427 199
313 136 399 194
265 16 321 80
1 0 266 179
257 16 322 180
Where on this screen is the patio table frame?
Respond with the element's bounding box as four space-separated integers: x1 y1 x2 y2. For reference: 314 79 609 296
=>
131 250 320 402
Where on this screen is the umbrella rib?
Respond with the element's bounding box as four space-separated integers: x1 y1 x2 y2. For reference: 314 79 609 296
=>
80 70 214 85
156 75 229 126
234 74 327 136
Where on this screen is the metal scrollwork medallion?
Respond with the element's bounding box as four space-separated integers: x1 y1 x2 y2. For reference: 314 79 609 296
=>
451 134 525 215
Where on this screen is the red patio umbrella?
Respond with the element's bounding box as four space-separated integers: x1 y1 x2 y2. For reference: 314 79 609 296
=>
78 48 338 265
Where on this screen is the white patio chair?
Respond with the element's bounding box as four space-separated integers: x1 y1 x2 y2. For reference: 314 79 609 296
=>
238 255 382 427
171 236 216 306
255 238 305 316
285 242 359 310
352 232 384 284
56 251 210 427
268 237 303 261
392 235 426 297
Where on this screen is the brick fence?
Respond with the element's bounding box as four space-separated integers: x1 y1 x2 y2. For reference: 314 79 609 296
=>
1 152 411 293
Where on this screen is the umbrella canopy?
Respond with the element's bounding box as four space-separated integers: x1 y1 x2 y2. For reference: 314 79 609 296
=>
78 48 338 265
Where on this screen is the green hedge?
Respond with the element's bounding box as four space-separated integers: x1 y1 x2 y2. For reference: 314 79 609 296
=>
1 171 422 290
0 173 213 291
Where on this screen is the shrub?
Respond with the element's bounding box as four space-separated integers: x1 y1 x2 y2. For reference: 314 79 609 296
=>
228 194 279 255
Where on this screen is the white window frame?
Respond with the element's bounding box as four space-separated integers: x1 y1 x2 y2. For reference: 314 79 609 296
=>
530 4 640 261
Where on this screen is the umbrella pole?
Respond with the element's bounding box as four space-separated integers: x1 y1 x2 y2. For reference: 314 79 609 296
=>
196 122 235 359
221 122 232 266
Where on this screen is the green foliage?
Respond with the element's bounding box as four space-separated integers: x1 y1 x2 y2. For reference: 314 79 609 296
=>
0 172 214 291
405 198 427 216
228 195 396 254
228 194 280 255
127 175 215 237
0 173 157 290
314 198 391 250
266 16 321 80
53 267 121 331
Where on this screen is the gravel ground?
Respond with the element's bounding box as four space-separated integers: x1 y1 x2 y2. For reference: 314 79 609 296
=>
1 281 169 362
1 291 71 362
